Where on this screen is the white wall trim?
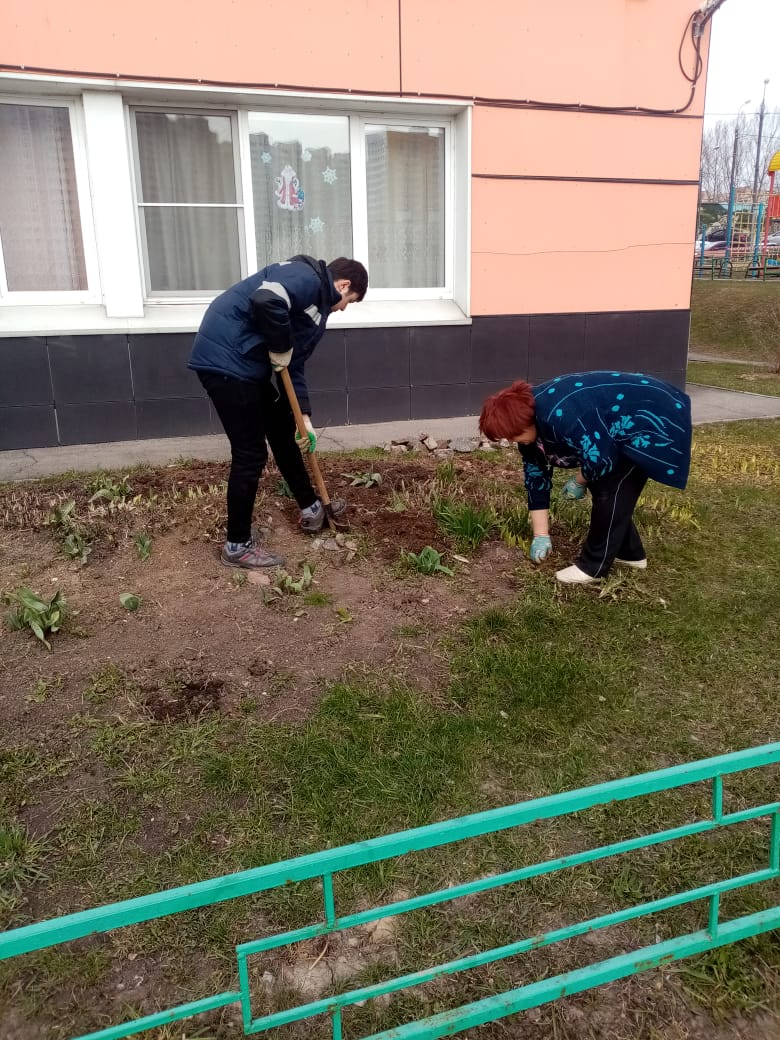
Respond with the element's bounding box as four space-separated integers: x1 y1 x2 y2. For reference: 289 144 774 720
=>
82 91 145 317
0 299 471 337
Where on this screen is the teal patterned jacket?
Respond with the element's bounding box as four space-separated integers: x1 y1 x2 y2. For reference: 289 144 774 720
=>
519 372 692 510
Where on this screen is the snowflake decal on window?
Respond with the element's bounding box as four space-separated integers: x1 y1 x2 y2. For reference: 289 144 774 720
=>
261 152 272 164
321 167 338 185
308 216 325 234
302 149 312 162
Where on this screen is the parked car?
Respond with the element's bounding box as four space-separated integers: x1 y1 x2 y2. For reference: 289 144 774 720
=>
694 233 748 258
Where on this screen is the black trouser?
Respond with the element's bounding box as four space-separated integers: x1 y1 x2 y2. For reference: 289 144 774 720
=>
576 458 648 578
198 372 317 544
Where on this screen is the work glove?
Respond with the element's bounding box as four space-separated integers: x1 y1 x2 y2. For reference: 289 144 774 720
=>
295 415 317 454
562 477 587 501
268 347 293 371
530 535 552 563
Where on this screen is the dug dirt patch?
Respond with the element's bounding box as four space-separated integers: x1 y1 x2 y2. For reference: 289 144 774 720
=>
0 451 532 744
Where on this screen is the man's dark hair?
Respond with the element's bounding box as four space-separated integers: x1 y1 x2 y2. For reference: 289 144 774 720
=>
327 258 368 301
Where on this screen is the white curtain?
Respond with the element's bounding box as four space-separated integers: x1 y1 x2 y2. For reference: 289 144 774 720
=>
366 126 445 288
0 104 87 291
249 113 353 269
135 112 241 293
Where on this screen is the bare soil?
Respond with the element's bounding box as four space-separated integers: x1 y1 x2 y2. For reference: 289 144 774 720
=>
0 453 526 756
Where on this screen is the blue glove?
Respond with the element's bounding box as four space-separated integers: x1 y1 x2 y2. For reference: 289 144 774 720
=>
562 477 587 501
530 535 552 563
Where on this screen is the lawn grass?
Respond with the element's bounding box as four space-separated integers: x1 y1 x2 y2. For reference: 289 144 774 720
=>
690 281 780 363
687 360 780 397
2 421 780 1039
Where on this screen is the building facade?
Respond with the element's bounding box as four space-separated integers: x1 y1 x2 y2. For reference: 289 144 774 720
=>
0 0 709 450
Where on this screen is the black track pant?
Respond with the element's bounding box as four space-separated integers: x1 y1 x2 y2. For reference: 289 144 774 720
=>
576 458 648 578
198 372 317 544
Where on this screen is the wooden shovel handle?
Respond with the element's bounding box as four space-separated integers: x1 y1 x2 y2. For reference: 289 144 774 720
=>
278 368 336 529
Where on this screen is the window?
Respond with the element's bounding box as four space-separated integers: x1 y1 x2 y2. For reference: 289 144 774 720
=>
365 124 445 289
133 111 243 294
131 107 453 300
249 112 353 267
0 102 88 293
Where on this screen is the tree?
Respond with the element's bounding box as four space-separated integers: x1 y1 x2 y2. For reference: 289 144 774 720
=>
700 107 780 201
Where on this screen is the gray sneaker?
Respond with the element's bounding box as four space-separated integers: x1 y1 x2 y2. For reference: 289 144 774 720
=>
299 498 349 533
221 540 285 569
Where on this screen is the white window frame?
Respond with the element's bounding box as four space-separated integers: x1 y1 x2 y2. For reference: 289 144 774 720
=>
129 105 247 301
0 74 470 332
129 103 457 305
351 115 454 302
0 95 100 306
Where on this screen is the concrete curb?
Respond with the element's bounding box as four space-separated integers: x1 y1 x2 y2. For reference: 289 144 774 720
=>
1 386 779 482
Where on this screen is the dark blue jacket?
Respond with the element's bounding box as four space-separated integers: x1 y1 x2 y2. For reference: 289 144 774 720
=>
188 255 341 414
519 372 692 510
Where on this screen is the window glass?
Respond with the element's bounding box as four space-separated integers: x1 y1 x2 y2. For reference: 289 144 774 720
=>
135 112 240 292
366 125 445 288
249 112 352 267
0 104 87 291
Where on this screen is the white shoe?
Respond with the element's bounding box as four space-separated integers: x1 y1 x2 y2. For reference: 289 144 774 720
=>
614 557 648 570
556 564 598 584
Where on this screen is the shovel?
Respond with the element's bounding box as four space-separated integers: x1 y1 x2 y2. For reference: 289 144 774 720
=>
278 368 346 534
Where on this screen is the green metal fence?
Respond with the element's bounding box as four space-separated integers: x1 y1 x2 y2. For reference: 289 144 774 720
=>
2 742 780 1040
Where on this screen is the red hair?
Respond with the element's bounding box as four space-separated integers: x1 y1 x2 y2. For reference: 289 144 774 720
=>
479 381 537 441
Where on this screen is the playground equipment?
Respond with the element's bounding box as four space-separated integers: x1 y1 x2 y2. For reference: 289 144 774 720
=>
695 149 780 280
761 149 780 274
2 743 780 1040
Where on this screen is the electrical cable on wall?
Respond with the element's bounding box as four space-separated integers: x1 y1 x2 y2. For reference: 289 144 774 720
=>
0 2 727 120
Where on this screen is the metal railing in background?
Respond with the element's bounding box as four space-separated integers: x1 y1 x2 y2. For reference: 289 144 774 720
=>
2 743 780 1040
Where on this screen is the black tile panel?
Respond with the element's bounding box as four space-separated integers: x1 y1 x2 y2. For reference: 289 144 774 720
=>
306 329 347 392
347 387 410 424
345 327 410 389
48 335 133 405
411 384 470 420
469 380 513 417
56 402 137 445
0 405 59 450
528 314 586 383
470 316 529 382
631 310 690 371
410 325 471 386
308 390 348 428
584 313 636 370
129 333 203 400
0 338 53 406
585 311 690 375
136 398 212 440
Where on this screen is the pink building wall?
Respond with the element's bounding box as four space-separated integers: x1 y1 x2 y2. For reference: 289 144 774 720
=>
1 0 708 315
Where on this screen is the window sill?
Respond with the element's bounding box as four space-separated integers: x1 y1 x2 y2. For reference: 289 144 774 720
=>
0 299 471 337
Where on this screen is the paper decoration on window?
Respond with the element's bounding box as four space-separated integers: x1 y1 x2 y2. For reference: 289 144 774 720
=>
261 152 272 164
302 149 312 162
308 217 324 234
275 165 305 211
321 167 337 184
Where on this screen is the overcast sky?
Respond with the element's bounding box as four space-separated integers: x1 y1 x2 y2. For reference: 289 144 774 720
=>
704 0 779 124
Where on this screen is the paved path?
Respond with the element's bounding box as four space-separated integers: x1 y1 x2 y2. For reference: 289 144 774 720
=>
2 386 780 482
688 351 772 366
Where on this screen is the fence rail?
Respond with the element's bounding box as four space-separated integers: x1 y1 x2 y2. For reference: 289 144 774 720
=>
2 742 780 1040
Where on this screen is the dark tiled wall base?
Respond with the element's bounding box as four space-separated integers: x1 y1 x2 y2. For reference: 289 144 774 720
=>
0 310 689 450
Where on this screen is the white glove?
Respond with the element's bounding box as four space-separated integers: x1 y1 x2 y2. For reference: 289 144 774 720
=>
269 348 293 371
